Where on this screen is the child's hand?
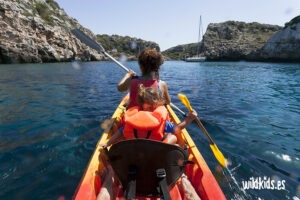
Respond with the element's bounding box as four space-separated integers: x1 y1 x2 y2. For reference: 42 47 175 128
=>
99 143 108 148
187 110 197 120
126 70 136 78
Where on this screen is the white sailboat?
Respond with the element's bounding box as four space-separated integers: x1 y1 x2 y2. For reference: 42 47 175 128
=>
185 15 206 62
185 56 206 62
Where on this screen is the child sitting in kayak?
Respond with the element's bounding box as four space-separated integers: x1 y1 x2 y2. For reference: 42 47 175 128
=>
100 84 197 148
117 48 171 108
97 85 199 200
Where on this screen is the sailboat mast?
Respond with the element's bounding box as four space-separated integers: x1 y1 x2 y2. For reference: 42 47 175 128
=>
196 15 202 56
185 15 206 62
198 15 202 43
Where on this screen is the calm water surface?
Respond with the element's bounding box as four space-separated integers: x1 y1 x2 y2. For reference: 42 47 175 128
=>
0 61 299 200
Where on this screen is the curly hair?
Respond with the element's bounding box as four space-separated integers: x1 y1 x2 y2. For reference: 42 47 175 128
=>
137 84 164 107
138 48 164 77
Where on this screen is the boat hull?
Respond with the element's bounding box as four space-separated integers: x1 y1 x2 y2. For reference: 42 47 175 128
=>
185 57 206 62
73 94 225 200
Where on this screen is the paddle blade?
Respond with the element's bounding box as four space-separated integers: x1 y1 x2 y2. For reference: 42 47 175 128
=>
178 93 228 168
178 93 193 111
71 29 105 53
210 144 227 168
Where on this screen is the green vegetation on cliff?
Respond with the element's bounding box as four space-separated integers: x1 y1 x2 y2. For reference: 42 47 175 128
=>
284 15 300 28
95 34 159 59
34 2 55 25
162 43 203 60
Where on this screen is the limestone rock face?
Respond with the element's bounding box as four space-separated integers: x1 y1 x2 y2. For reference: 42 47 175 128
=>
203 21 282 61
95 34 160 60
248 16 300 62
0 0 103 64
2 0 299 63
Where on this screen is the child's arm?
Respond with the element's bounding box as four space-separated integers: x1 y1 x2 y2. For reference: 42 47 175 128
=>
100 130 123 148
177 110 197 130
160 81 171 105
165 110 197 135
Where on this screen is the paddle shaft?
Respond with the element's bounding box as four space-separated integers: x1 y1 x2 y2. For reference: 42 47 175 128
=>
177 94 215 143
71 29 130 73
170 103 187 117
102 51 129 72
72 29 190 116
194 118 215 145
178 93 227 167
107 52 217 146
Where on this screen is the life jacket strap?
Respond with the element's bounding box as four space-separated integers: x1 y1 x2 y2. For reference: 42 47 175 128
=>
133 129 152 139
156 168 171 200
125 165 137 200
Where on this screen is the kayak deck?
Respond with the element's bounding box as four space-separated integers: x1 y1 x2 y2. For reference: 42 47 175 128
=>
73 95 226 200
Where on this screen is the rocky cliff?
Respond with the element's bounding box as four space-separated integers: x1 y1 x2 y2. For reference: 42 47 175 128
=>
203 21 282 61
164 17 300 62
1 0 299 63
162 43 200 60
96 34 159 60
0 0 159 64
247 16 300 62
0 0 104 63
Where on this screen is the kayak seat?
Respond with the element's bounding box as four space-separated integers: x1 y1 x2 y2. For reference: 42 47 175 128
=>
105 139 189 198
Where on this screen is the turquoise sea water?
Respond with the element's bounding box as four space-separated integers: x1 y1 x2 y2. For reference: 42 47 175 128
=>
0 61 299 200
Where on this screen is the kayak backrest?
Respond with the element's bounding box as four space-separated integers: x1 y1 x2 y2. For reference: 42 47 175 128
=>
106 139 188 196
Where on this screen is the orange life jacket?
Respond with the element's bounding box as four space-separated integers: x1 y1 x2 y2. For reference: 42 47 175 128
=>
123 105 168 141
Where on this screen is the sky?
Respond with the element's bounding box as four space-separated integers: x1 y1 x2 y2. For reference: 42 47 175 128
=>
55 0 300 51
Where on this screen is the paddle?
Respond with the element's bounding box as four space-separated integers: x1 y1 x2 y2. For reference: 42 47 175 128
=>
72 30 210 137
72 29 227 167
71 29 130 73
178 93 227 168
170 103 187 117
72 29 174 106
